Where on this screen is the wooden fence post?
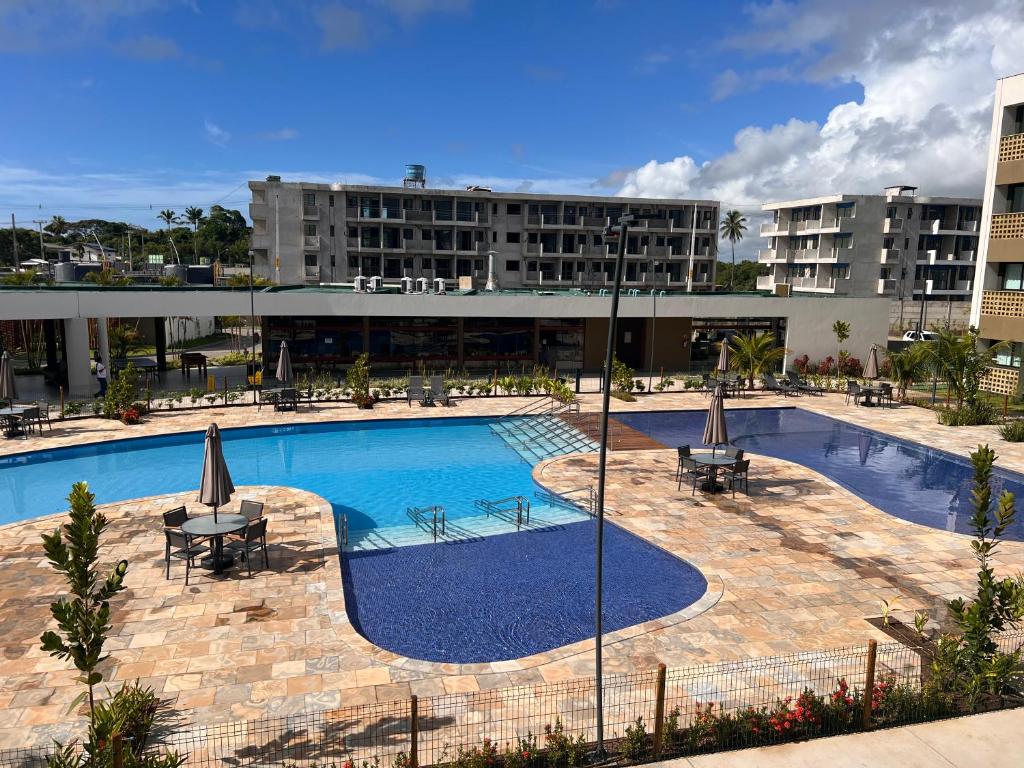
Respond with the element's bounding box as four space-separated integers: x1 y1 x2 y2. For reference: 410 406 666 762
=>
111 733 124 768
410 694 419 768
862 639 877 730
652 663 667 760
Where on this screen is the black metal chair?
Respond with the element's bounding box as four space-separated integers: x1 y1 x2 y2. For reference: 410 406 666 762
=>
678 456 711 495
225 518 269 577
722 459 750 497
34 401 53 432
164 529 209 585
845 381 862 405
724 446 744 461
228 500 265 543
162 506 189 529
878 383 894 408
674 445 691 481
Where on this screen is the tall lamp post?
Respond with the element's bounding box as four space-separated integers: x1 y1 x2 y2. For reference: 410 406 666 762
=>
248 249 258 406
593 211 658 756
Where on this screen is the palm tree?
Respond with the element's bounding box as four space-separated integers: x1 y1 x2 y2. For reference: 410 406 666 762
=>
923 326 1007 410
885 344 929 400
719 210 747 290
184 206 204 264
158 209 179 263
47 215 69 240
729 331 787 390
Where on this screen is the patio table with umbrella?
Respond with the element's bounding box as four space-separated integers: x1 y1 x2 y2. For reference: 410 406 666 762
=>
694 383 734 493
715 341 735 396
859 345 882 406
0 352 26 438
182 423 247 574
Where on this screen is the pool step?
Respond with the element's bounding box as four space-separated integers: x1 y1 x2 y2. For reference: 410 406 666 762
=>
343 505 588 552
491 415 599 463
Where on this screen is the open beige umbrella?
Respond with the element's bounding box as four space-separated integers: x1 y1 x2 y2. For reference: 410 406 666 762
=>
715 340 731 374
0 351 15 407
864 345 880 380
703 382 729 457
198 423 234 522
275 340 294 385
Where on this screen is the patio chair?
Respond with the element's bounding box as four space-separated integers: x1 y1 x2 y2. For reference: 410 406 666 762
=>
878 383 894 408
407 376 424 407
430 375 451 407
722 459 750 498
787 371 824 396
845 380 862 405
34 401 53 432
164 529 209 585
763 373 799 396
674 445 691 481
276 388 298 412
19 405 39 436
162 506 189 529
678 456 711 495
224 518 269 577
724 446 744 461
701 374 715 397
228 500 265 542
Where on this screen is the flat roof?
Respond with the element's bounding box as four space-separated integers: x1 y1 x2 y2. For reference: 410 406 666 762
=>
762 192 981 210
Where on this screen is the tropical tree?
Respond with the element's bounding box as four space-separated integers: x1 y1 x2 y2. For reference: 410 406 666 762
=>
832 320 850 377
924 326 1007 410
885 343 929 400
47 215 69 240
158 210 179 264
184 206 204 263
719 210 747 290
729 331 787 389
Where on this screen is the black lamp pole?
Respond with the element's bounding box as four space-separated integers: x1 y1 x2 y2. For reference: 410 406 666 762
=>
248 249 258 406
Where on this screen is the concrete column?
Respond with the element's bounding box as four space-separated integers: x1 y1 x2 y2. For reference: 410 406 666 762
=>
64 319 92 398
153 317 167 371
43 320 58 370
96 319 111 375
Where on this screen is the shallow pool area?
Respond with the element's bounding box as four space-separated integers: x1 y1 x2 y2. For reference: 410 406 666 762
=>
616 407 1024 541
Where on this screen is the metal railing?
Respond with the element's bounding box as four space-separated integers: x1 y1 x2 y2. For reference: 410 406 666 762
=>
474 495 531 529
339 513 349 547
535 485 597 516
406 504 446 542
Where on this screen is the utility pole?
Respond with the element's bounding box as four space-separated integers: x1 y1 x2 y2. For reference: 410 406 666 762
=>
10 213 19 270
32 219 46 261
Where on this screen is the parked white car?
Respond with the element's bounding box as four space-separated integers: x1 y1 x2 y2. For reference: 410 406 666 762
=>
902 330 939 342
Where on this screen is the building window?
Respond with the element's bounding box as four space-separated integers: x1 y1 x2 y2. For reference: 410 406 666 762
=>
505 260 520 271
492 231 497 243
507 203 522 215
304 224 317 236
423 258 432 269
329 225 335 237
404 258 414 268
474 259 484 270
403 228 413 240
506 231 521 243
421 200 432 211
329 194 335 207
348 226 357 237
528 232 538 244
304 253 318 267
492 203 498 214
1001 263 1024 290
303 192 316 205
423 229 432 239
348 256 358 268
832 264 849 280
994 342 1023 368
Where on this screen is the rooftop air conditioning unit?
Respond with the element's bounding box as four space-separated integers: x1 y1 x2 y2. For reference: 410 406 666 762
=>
415 277 429 293
354 275 368 292
433 277 446 295
369 275 383 292
400 276 413 293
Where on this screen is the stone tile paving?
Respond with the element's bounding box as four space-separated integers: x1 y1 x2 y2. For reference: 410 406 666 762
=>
1 391 1022 749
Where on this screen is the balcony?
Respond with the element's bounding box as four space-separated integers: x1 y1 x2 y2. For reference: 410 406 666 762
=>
302 204 319 220
927 279 973 295
756 275 775 291
303 265 320 283
346 206 405 222
988 212 1024 262
996 132 1024 185
883 217 903 233
877 278 897 294
880 248 900 264
792 248 820 261
760 221 786 236
979 290 1024 344
757 249 780 263
303 235 320 249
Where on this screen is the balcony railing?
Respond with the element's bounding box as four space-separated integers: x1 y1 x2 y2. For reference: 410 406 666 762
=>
792 249 819 261
884 217 903 233
756 275 774 290
303 235 320 249
759 222 784 236
302 204 319 218
877 278 896 294
880 248 900 264
303 265 320 282
991 212 1024 240
980 290 1024 317
998 132 1024 163
757 249 778 262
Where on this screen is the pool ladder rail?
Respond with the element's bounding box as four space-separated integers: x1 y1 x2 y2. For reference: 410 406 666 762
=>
474 495 531 530
535 486 598 516
407 504 446 542
339 513 349 547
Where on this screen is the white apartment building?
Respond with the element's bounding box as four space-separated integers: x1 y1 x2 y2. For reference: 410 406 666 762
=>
248 176 720 290
758 187 982 308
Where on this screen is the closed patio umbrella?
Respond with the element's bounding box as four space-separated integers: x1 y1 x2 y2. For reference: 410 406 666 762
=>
715 340 731 374
198 423 234 522
0 352 15 407
864 345 880 380
276 341 294 386
703 383 729 457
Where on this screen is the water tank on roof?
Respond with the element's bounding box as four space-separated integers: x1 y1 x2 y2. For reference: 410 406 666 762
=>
54 262 77 283
163 264 188 283
404 164 426 188
186 265 213 285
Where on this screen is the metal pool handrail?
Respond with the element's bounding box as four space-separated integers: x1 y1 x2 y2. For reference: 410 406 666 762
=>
407 504 446 542
536 486 597 516
474 495 531 529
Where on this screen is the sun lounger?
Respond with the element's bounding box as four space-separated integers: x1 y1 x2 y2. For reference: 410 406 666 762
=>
763 373 800 396
787 371 824 395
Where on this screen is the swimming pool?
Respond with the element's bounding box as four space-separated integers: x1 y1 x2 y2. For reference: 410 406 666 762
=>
616 407 1024 541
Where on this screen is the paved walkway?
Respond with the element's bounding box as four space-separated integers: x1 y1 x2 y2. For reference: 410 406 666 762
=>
662 708 1024 767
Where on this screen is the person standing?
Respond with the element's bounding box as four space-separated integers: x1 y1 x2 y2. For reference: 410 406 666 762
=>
94 355 107 398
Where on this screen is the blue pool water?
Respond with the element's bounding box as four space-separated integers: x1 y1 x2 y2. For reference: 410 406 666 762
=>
343 520 707 663
616 407 1024 541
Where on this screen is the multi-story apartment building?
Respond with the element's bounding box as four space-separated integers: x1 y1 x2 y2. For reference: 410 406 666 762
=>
758 188 982 310
248 177 720 290
971 73 1024 396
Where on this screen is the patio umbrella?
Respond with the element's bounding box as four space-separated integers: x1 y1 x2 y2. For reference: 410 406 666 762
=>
0 352 15 407
703 383 729 458
276 340 294 385
715 340 731 374
198 423 234 522
864 345 880 380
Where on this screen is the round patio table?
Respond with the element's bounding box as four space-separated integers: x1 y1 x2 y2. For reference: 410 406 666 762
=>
0 406 28 439
692 453 737 494
181 513 247 574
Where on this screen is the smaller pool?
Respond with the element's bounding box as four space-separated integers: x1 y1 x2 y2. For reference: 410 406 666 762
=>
341 519 708 663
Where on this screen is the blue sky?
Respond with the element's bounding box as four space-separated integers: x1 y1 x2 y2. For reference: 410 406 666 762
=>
1 0 1021 256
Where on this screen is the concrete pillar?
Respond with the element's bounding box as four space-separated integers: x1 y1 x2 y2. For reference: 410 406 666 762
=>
456 318 465 368
64 319 92 398
96 319 111 374
43 320 58 370
153 318 167 371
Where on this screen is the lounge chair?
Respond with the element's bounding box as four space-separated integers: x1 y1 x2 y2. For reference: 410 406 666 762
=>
408 376 424 407
275 388 298 411
763 373 799 396
787 371 824 396
429 375 451 407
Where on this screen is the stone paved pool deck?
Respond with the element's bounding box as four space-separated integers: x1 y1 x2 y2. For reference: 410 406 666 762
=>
1 392 1023 748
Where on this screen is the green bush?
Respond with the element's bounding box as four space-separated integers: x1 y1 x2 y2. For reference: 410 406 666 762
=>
611 357 635 393
619 717 647 761
102 363 140 420
937 400 1000 426
999 419 1024 442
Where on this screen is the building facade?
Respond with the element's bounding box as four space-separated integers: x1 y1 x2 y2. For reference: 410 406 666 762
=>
971 73 1024 396
758 188 982 310
248 180 720 290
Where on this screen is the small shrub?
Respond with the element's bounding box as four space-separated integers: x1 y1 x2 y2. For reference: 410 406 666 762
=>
121 406 141 425
792 354 811 375
544 719 586 768
816 356 835 375
62 400 84 417
936 401 999 426
611 357 635 393
620 717 647 761
611 391 636 402
502 733 537 768
999 419 1024 442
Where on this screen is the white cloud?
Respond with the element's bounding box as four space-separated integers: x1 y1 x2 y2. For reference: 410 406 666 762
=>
617 0 1024 258
203 119 231 147
115 34 181 60
257 128 300 141
372 0 470 24
315 3 368 50
0 1 177 52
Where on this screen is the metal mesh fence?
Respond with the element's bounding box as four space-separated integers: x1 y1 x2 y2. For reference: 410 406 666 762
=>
2 633 1020 768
